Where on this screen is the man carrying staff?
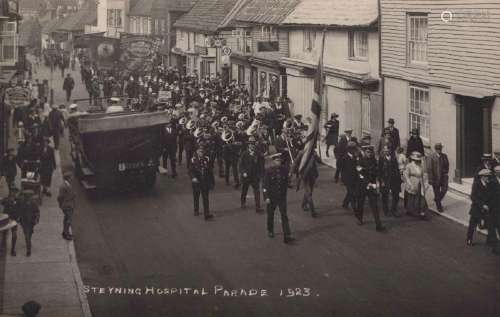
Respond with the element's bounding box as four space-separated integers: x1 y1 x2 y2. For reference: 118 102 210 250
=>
291 147 321 218
263 153 294 244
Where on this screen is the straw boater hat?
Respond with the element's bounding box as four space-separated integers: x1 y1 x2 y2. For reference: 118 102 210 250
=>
0 213 17 232
410 151 422 161
478 168 492 177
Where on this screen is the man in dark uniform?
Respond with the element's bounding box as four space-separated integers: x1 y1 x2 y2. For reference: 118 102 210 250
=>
263 153 294 244
466 169 495 246
1 188 20 256
222 131 240 189
239 141 264 212
341 141 358 210
334 129 353 183
57 173 76 241
18 190 40 256
39 138 56 196
184 124 196 170
162 120 178 178
323 113 339 157
356 146 386 232
189 146 214 220
177 121 185 165
378 145 402 217
385 118 400 151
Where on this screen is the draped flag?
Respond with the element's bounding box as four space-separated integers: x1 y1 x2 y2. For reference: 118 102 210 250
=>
298 30 326 178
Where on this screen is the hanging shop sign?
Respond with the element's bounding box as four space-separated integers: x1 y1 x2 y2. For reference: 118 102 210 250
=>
4 86 32 108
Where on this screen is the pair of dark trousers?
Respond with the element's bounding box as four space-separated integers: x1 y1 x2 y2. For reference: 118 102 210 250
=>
216 152 224 176
162 148 177 175
21 223 33 252
266 199 291 236
302 178 316 214
192 183 210 216
185 149 194 170
343 184 357 209
432 175 449 204
62 207 74 236
225 159 239 185
486 211 498 245
380 186 400 213
65 89 72 102
241 179 261 209
178 142 184 164
52 132 61 150
357 189 382 227
334 157 343 181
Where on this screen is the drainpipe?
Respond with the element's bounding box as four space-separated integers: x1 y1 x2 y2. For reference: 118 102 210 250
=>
378 0 384 132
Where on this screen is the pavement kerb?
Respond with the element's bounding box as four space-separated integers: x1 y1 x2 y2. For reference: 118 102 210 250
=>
55 150 93 317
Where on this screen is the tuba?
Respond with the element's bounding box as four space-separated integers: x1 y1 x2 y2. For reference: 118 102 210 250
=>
221 130 234 143
211 120 220 130
246 119 260 136
193 127 202 138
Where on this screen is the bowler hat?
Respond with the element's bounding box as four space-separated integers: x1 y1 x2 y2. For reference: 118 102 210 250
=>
388 118 395 124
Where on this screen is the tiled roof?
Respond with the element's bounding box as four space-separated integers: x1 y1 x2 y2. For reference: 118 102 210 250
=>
235 0 300 24
56 4 96 31
19 18 41 47
167 0 198 11
282 0 378 27
173 0 241 33
129 0 154 16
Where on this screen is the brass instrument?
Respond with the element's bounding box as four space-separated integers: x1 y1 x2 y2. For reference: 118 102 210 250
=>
221 130 234 143
193 127 202 138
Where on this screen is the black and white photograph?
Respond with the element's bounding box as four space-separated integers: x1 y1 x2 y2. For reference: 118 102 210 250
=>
0 0 499 316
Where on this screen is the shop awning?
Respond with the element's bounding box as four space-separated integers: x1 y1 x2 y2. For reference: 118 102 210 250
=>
446 85 495 99
73 32 106 48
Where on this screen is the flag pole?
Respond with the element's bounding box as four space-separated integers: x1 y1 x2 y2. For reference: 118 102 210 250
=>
317 28 327 161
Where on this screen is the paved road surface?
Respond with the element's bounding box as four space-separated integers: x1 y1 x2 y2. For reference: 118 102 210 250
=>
43 62 499 317
70 163 499 317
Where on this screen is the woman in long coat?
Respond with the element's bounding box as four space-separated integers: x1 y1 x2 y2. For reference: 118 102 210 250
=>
323 113 339 157
404 151 428 219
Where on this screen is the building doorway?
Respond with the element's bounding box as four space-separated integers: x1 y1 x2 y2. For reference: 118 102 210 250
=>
457 96 493 178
